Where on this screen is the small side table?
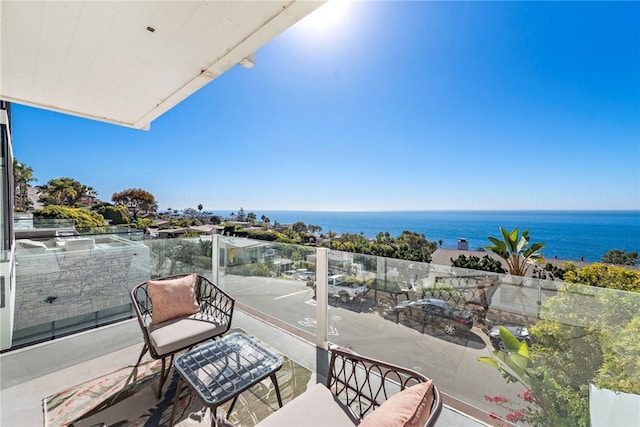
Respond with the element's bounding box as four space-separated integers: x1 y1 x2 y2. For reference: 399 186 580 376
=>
170 331 284 426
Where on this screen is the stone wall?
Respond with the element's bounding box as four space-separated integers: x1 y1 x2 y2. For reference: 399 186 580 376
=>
14 242 150 330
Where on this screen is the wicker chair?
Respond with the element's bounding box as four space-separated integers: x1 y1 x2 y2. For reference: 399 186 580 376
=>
328 346 442 426
130 273 235 397
257 346 442 426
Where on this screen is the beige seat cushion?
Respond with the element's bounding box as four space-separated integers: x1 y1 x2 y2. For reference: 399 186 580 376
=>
148 313 228 356
256 383 358 427
62 238 96 251
359 381 434 427
148 273 200 325
18 239 48 250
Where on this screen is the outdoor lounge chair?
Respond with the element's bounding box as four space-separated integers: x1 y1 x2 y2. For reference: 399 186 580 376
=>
257 346 443 426
130 273 235 398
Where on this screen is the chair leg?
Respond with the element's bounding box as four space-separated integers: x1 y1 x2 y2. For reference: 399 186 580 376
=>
135 343 149 367
157 354 175 399
126 343 149 386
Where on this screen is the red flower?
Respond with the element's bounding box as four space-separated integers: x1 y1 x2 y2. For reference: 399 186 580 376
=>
506 411 527 422
523 390 534 403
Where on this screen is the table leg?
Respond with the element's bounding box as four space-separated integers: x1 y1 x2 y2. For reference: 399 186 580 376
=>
211 405 218 427
169 376 182 426
225 396 239 418
271 373 283 408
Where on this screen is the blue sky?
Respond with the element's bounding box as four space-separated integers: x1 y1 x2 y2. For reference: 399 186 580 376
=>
12 1 640 212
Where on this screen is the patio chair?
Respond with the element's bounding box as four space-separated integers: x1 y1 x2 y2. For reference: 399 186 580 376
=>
130 273 235 398
257 346 443 426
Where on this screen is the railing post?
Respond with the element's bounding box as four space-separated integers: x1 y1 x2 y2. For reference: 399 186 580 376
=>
212 234 219 284
316 247 328 348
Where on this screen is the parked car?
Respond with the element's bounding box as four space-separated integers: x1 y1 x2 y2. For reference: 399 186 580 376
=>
395 298 474 336
297 271 315 281
313 274 368 302
488 325 532 351
283 270 298 278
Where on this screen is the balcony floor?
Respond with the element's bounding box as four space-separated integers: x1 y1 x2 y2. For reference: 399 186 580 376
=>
1 310 490 426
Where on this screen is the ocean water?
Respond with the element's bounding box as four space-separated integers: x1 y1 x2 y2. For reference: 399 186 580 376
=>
224 210 639 263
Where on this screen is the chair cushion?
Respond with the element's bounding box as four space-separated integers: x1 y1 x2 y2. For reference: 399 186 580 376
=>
256 383 358 427
148 313 229 356
359 381 434 427
18 239 48 249
148 273 199 325
63 238 95 251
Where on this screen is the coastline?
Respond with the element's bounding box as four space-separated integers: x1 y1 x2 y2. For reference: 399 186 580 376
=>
214 210 640 263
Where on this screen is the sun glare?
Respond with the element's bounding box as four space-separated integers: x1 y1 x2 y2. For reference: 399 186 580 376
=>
297 0 352 33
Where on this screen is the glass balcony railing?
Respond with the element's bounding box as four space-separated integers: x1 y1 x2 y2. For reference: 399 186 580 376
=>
10 233 640 426
213 235 640 426
11 234 212 347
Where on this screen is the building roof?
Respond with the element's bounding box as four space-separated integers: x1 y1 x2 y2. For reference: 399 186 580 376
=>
221 237 271 250
188 224 223 234
0 1 324 129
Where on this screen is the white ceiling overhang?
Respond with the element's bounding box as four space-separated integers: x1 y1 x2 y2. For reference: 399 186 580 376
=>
0 1 324 129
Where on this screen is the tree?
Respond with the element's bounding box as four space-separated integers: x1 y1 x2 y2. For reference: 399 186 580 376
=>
197 203 203 212
308 224 322 234
111 188 156 219
40 177 90 207
394 230 437 262
324 230 436 263
261 215 271 229
247 212 257 223
601 249 638 266
236 207 246 221
291 221 308 233
13 159 36 211
486 227 545 276
85 186 98 207
184 207 197 218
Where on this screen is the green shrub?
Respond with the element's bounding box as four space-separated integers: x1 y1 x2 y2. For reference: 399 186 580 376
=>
32 206 105 228
96 205 129 225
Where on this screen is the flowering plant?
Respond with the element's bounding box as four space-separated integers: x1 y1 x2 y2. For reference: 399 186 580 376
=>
485 390 538 425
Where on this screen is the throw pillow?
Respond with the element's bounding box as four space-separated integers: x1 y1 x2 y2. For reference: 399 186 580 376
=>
148 273 200 325
359 381 434 427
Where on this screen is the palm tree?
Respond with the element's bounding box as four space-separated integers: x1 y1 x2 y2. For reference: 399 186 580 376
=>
13 159 36 211
85 186 98 207
486 227 545 277
46 178 78 206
